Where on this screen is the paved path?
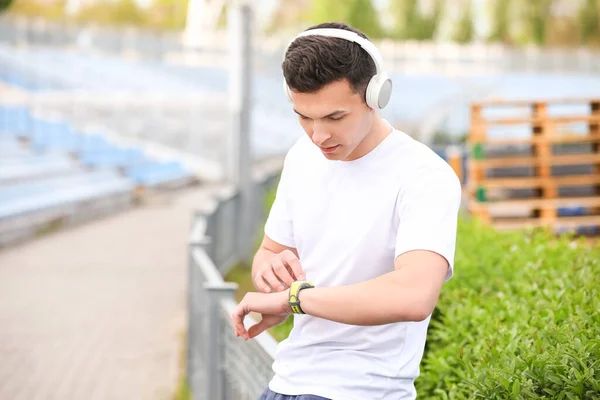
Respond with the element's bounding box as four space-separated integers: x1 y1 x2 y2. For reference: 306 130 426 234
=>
0 185 217 400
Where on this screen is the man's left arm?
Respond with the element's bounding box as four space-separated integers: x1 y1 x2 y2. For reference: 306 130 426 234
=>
295 249 449 325
300 168 462 325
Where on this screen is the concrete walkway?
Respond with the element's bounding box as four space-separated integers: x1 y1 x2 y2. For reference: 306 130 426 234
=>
0 185 216 400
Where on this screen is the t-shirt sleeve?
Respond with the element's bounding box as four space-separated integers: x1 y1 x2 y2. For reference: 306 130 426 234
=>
395 168 462 281
264 155 296 248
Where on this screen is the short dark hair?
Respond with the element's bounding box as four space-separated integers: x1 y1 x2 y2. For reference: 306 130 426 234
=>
282 22 377 103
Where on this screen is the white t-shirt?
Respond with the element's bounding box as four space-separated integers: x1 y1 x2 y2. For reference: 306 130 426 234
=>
264 126 462 400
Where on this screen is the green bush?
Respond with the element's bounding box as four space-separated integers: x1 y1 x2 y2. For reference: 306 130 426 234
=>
416 217 600 399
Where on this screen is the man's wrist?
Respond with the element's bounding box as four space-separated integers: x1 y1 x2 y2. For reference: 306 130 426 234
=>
288 281 315 314
281 290 293 315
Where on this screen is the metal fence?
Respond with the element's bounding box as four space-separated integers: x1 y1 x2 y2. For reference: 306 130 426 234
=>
187 170 281 400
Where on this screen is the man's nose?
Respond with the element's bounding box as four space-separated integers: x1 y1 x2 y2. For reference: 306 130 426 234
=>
311 122 331 146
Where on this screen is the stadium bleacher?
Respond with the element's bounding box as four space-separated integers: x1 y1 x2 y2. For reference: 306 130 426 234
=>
0 105 196 247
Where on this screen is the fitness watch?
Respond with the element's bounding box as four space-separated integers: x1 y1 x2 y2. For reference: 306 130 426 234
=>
288 281 314 314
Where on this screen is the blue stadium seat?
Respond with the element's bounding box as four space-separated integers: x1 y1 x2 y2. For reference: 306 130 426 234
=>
0 170 134 220
0 170 119 203
125 161 192 187
0 156 77 183
80 147 148 168
0 106 32 137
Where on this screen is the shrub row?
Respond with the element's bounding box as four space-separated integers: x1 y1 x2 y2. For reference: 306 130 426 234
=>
416 217 600 399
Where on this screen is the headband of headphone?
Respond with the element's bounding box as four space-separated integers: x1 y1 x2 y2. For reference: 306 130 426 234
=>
282 28 392 109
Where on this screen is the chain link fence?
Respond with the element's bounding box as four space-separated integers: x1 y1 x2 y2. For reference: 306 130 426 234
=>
187 169 281 400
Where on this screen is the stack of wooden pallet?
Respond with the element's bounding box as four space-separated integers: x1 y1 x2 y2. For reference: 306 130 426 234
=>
467 97 600 234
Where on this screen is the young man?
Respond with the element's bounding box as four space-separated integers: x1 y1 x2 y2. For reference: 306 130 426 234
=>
231 22 462 400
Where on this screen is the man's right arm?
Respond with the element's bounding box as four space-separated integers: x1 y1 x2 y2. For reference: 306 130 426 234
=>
252 235 304 293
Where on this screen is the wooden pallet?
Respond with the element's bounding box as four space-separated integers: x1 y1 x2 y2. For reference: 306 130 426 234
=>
467 97 600 234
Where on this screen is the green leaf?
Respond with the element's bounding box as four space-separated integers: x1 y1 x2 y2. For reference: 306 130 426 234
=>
511 378 520 396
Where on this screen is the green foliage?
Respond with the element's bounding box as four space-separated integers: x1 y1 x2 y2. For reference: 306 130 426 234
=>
521 0 553 46
306 0 346 25
452 1 474 44
74 0 146 27
579 0 600 46
263 0 310 34
0 0 13 13
345 0 384 38
416 217 600 398
225 262 257 303
389 0 443 40
172 377 191 400
6 0 66 19
5 0 600 48
487 0 512 43
305 0 384 39
146 0 189 31
6 0 188 30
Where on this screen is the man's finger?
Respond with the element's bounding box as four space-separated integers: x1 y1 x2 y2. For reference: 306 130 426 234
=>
248 319 271 339
254 274 272 293
263 266 287 292
231 308 248 340
271 257 294 288
282 251 305 281
248 315 285 339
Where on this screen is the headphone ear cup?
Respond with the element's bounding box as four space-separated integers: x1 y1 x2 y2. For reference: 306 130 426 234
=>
365 76 379 109
283 79 293 103
366 74 392 109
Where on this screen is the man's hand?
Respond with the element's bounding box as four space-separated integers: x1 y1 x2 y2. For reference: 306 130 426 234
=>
253 250 305 293
231 291 292 340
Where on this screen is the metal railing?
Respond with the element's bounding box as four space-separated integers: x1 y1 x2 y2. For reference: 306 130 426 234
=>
187 169 281 400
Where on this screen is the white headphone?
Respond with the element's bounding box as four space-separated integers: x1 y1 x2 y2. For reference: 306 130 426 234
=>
282 28 393 109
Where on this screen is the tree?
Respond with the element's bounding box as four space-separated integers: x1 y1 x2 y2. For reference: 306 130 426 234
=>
345 0 384 38
524 0 553 46
305 0 384 39
306 0 347 25
74 0 146 27
146 0 189 31
0 0 13 13
389 0 444 41
579 0 600 46
263 0 311 35
487 0 512 44
452 0 474 43
7 0 66 19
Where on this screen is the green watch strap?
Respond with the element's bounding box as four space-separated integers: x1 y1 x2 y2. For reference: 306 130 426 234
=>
288 281 314 314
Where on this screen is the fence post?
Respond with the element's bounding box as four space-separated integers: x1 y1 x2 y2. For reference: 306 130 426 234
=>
205 283 239 400
187 234 212 400
228 1 254 262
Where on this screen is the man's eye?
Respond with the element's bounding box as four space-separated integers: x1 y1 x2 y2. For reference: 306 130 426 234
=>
329 116 345 121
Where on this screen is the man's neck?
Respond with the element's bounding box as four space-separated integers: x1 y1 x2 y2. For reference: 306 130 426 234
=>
344 115 392 162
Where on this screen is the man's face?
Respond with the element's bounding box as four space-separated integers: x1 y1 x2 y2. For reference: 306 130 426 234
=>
290 79 374 161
